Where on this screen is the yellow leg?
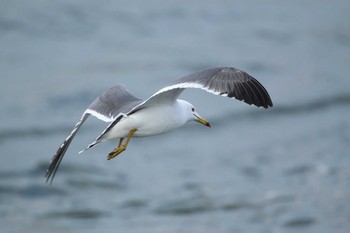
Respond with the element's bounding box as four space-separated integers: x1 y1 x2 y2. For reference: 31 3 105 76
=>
108 129 136 160
117 138 124 148
107 138 124 160
108 138 123 156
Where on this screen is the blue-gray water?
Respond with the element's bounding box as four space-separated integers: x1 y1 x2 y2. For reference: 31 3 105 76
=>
1 0 350 232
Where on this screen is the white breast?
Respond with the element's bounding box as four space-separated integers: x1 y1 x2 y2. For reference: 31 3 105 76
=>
105 101 188 139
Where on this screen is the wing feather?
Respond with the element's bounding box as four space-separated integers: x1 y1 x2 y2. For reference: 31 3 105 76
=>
46 85 142 183
86 85 142 122
131 67 273 114
45 113 90 184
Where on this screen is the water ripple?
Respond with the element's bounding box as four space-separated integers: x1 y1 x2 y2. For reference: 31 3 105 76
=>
154 196 213 215
282 215 316 228
270 93 350 115
44 209 105 219
0 184 66 198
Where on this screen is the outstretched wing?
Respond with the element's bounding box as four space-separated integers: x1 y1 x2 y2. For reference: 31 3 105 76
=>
93 67 273 143
45 85 142 184
132 67 273 113
85 85 142 122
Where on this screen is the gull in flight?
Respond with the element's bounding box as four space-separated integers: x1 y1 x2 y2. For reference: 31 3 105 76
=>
46 67 273 183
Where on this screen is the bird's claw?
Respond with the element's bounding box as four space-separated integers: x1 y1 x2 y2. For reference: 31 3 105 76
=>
107 146 125 160
107 128 137 160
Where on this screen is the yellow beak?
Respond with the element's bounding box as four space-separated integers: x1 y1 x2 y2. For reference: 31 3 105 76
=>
195 115 211 128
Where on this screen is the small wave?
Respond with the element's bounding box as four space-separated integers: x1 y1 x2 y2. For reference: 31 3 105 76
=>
282 215 316 228
153 191 295 216
0 184 65 198
154 196 213 215
44 209 105 219
119 199 149 209
66 177 127 191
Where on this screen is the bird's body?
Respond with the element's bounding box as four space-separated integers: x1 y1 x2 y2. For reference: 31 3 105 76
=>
102 99 194 139
46 67 273 183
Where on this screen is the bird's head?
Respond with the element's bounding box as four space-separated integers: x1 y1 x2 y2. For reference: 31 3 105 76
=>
180 100 211 128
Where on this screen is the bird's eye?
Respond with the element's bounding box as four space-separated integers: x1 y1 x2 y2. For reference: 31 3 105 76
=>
191 107 195 112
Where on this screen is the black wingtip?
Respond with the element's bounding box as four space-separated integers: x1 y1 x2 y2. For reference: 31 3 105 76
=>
45 114 90 184
200 67 273 109
240 73 273 109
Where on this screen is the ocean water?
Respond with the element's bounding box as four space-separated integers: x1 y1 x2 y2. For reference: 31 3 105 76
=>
1 0 350 232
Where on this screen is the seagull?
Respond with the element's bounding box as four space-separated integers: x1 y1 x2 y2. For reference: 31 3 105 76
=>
46 67 273 183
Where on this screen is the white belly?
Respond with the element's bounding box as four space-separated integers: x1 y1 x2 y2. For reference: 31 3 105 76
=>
104 103 187 139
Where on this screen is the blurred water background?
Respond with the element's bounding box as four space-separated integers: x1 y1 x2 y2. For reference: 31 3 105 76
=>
1 0 350 232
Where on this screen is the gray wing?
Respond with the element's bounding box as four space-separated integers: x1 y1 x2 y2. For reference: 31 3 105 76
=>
91 67 273 146
46 68 272 183
46 85 142 184
132 67 273 112
85 85 142 122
